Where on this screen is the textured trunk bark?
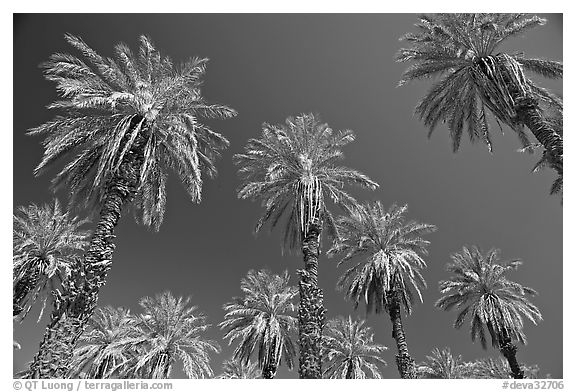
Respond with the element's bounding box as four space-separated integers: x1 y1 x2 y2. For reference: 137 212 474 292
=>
386 289 416 379
28 129 144 378
515 95 563 175
499 334 524 379
298 222 325 379
262 339 278 379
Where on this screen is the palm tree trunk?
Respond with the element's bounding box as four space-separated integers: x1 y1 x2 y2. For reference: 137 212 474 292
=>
515 95 563 174
386 289 416 379
298 221 326 379
262 340 278 379
499 334 524 379
28 142 143 378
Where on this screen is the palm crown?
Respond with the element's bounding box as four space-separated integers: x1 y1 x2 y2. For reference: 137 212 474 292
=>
113 292 219 379
416 347 471 379
435 246 542 349
220 270 298 374
217 359 262 379
69 306 134 378
234 113 378 251
30 34 237 229
13 199 90 320
322 316 387 379
397 14 562 153
329 201 437 314
469 357 543 379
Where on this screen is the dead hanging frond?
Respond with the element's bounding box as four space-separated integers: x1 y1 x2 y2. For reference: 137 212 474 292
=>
296 175 323 238
471 54 529 127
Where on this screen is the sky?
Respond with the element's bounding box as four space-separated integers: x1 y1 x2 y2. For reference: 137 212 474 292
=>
12 13 563 379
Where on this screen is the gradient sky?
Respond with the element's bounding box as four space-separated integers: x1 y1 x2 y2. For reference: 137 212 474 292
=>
13 13 562 379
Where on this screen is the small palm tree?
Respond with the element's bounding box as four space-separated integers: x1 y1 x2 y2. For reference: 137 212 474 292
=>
13 199 89 321
322 316 387 379
28 34 236 378
234 113 378 378
416 347 471 379
113 292 219 379
469 357 546 379
328 201 436 378
220 269 298 379
397 14 562 193
436 246 542 379
217 359 262 379
68 306 134 378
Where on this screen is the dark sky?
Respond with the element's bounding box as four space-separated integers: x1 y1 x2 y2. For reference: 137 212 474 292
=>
13 14 563 379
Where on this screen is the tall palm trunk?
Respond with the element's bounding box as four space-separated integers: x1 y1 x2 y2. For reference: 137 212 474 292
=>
29 124 145 379
262 339 278 379
298 221 325 379
499 334 524 379
386 289 416 379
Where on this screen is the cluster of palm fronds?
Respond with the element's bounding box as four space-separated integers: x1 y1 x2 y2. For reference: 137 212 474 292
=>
416 347 548 379
66 292 218 379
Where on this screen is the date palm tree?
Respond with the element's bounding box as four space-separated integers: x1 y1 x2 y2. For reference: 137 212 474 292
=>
112 291 219 379
397 14 563 192
13 199 89 321
217 359 262 379
469 357 545 379
416 347 472 379
322 316 387 379
234 114 378 378
328 201 436 378
28 34 236 378
436 246 542 379
220 269 297 379
68 306 134 378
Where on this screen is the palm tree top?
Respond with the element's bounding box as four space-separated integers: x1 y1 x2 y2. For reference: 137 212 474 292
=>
69 306 134 378
436 246 542 349
217 359 262 379
329 201 437 315
416 347 471 379
13 199 90 321
220 269 297 371
323 315 387 379
30 34 237 229
396 14 562 153
113 291 219 378
234 113 378 251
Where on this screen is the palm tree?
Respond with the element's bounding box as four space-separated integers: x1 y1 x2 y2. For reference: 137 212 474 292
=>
436 246 542 379
68 306 134 378
13 199 89 321
220 269 298 379
234 113 379 378
328 201 436 378
112 291 219 379
397 14 563 192
217 359 262 379
416 347 472 379
469 357 545 379
28 34 236 378
322 316 387 379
